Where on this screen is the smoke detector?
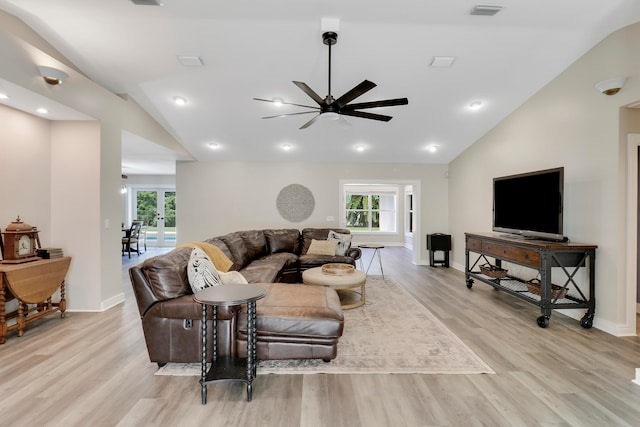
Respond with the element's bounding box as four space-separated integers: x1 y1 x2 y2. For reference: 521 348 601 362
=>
470 5 504 16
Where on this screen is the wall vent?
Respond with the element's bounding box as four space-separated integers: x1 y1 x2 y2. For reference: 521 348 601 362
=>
130 0 162 5
470 5 504 16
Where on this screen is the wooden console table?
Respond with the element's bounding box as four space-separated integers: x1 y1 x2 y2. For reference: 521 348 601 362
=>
0 257 71 343
465 233 596 328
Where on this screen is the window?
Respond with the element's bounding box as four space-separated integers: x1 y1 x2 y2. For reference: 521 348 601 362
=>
344 187 397 232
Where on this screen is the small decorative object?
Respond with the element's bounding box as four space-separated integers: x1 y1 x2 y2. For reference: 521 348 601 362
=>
1 216 40 264
479 263 508 279
526 278 568 299
322 263 355 275
276 184 315 222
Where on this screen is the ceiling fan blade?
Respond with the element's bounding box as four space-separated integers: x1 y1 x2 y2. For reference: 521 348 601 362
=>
292 81 325 105
342 97 408 111
253 98 319 110
299 114 321 129
340 110 393 122
334 80 377 108
261 110 319 119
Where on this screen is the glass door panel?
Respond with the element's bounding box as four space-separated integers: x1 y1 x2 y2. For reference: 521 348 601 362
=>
135 189 176 247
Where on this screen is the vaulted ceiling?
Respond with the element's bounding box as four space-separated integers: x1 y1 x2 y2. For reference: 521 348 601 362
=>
1 0 639 174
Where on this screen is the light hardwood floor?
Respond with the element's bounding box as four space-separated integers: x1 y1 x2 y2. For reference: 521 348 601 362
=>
1 247 639 427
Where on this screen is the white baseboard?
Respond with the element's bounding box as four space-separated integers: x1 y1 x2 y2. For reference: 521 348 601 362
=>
101 292 125 311
633 368 640 387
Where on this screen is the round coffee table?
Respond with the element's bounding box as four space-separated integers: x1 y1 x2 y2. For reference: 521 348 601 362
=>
302 266 367 309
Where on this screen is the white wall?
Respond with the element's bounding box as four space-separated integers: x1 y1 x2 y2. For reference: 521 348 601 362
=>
449 22 640 336
0 105 52 242
50 121 102 309
0 11 186 311
176 161 449 264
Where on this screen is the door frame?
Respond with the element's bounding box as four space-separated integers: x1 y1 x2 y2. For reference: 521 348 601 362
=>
626 133 640 332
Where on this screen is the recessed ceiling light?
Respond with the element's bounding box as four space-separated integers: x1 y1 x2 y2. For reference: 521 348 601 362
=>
207 142 220 149
36 107 48 114
430 57 456 68
281 143 292 151
0 93 8 99
468 101 483 111
427 144 439 153
273 98 284 107
173 96 187 106
356 145 365 152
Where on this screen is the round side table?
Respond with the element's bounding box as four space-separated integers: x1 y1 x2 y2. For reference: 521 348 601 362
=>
358 244 385 278
193 284 266 404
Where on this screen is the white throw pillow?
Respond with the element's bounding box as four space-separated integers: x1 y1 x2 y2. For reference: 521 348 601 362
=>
307 239 338 256
187 247 222 293
219 270 249 285
328 231 352 256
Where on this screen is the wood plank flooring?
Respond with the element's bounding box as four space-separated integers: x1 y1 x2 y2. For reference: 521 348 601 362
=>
1 246 639 426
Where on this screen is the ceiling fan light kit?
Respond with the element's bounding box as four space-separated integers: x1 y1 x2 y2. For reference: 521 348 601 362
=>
254 31 408 129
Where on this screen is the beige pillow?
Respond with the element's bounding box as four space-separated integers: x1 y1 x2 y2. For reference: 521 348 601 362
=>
219 271 249 285
307 239 338 256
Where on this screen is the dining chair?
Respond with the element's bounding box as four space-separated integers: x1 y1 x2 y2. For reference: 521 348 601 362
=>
122 220 143 258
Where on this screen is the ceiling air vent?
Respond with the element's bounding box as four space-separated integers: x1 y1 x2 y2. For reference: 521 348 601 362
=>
470 5 504 16
130 0 162 5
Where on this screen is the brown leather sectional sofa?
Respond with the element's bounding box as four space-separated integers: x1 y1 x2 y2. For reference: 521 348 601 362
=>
129 228 361 365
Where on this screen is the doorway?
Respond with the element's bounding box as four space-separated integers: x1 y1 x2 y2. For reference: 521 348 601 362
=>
134 189 176 247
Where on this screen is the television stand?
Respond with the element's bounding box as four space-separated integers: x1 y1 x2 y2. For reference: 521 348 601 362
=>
465 232 597 328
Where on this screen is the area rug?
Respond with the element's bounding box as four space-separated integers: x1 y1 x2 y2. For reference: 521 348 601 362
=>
156 276 494 375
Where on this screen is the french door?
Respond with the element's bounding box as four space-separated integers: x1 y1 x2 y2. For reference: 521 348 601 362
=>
134 189 176 247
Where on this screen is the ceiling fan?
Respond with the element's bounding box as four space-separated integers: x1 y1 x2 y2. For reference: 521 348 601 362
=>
254 31 408 129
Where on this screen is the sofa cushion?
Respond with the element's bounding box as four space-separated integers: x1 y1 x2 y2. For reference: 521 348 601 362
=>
328 230 352 256
239 262 281 283
240 229 268 260
141 247 192 301
220 232 251 270
264 229 300 254
307 239 338 256
187 247 222 293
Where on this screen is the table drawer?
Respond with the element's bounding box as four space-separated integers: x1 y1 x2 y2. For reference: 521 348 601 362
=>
482 241 540 267
466 238 482 251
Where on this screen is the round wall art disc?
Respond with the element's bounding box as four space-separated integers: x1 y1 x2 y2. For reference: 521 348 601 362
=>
276 184 315 222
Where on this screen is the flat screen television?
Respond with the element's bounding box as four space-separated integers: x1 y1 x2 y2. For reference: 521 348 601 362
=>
492 167 564 241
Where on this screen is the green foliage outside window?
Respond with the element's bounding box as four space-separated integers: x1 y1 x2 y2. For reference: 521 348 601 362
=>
346 194 380 231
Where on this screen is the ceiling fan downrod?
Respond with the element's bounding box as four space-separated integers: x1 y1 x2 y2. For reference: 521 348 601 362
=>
323 32 338 101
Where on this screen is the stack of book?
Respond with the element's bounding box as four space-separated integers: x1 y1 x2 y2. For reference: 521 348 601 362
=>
37 248 64 259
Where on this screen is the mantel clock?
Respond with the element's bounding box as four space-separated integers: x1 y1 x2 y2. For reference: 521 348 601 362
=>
1 216 40 264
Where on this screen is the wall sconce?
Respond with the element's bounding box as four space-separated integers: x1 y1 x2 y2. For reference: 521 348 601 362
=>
594 77 626 96
121 174 128 194
37 66 69 85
